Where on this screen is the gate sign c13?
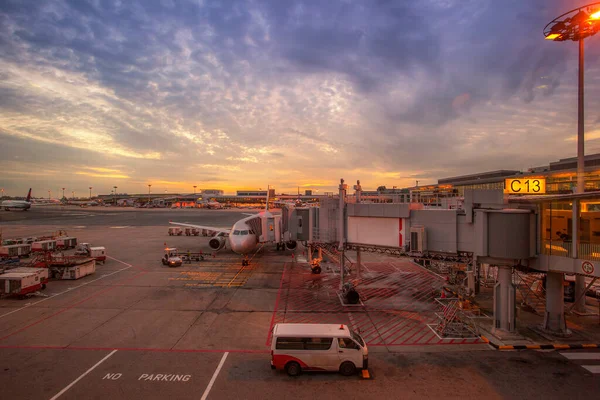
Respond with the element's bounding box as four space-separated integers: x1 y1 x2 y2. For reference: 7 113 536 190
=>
504 178 546 194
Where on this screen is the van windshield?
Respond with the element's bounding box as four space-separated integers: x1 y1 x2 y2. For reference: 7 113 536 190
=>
350 329 364 347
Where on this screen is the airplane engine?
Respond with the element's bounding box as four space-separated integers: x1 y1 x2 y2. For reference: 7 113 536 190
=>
285 241 297 251
209 236 226 251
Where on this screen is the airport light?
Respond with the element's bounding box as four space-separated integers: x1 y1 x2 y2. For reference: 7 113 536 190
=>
48 190 51 200
72 191 75 200
113 186 117 205
193 185 197 195
544 2 600 194
148 184 152 206
62 187 65 199
89 187 92 200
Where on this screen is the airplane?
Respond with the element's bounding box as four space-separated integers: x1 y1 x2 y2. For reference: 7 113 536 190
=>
170 191 297 265
196 199 224 209
1 189 32 211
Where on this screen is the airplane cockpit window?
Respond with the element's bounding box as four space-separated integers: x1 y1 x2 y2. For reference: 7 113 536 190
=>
233 230 240 235
240 230 249 235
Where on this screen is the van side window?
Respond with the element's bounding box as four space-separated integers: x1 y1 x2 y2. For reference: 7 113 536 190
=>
275 337 333 350
304 337 332 351
338 338 359 349
276 337 304 350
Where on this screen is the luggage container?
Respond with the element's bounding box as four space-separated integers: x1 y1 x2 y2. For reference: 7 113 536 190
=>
32 240 57 252
56 237 78 249
0 244 31 258
54 259 96 280
0 272 44 297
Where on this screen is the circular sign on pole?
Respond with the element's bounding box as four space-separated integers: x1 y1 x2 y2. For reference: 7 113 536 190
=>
581 261 595 275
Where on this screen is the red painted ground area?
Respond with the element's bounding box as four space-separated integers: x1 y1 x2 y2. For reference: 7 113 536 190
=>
267 260 484 347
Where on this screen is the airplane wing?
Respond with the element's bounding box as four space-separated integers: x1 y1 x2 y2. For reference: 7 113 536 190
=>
169 221 231 234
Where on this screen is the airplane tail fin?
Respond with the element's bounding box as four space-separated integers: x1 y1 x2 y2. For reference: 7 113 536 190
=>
26 188 32 202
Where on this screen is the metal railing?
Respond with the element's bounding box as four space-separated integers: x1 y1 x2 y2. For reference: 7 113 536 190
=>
541 240 600 261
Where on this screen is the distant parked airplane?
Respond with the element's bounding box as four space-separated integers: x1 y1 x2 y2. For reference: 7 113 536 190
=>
1 189 32 211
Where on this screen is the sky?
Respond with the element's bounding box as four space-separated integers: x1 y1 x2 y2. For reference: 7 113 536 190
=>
1 0 600 197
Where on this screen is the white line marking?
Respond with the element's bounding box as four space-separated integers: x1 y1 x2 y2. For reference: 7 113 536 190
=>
561 352 600 360
106 256 132 267
201 352 229 400
109 226 130 229
49 350 117 400
0 265 132 319
582 365 600 374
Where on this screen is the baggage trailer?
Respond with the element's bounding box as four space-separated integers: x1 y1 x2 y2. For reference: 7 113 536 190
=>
32 240 57 252
185 228 200 236
56 237 78 249
0 244 31 258
0 271 45 298
168 227 183 236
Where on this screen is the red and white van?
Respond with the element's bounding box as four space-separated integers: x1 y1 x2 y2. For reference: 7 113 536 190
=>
271 323 368 376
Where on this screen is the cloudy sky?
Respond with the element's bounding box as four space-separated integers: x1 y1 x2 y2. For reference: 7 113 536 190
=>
1 0 600 197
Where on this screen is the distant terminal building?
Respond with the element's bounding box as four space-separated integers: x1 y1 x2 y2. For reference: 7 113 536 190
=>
236 189 276 198
201 189 224 196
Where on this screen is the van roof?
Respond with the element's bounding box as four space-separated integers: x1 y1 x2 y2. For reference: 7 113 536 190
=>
273 323 351 337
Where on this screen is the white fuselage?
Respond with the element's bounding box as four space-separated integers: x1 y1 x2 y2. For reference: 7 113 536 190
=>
228 218 259 255
2 200 31 210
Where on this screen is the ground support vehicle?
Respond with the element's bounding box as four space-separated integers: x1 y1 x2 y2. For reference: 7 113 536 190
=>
161 247 204 266
168 227 183 236
271 323 368 377
47 257 96 280
74 243 107 263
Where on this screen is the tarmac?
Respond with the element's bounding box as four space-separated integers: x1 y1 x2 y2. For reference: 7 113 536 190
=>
0 206 599 399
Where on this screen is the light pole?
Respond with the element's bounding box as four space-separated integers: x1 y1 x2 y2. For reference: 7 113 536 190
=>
48 190 51 200
544 3 600 321
148 184 152 206
72 191 75 200
0 188 4 199
62 187 65 200
193 185 197 195
545 4 600 193
89 187 92 200
113 186 117 205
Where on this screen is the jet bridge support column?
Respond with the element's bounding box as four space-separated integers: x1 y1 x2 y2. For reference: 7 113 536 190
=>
493 265 516 334
542 272 570 335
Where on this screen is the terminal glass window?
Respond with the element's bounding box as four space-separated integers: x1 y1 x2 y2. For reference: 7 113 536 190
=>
540 201 573 258
579 200 600 261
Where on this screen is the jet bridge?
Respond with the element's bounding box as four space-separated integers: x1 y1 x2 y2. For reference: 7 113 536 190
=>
280 180 600 338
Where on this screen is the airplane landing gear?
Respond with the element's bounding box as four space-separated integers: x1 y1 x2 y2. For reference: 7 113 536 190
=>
242 256 249 266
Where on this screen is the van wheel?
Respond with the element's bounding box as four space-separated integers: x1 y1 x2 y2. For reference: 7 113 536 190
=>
285 362 301 377
339 361 356 376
